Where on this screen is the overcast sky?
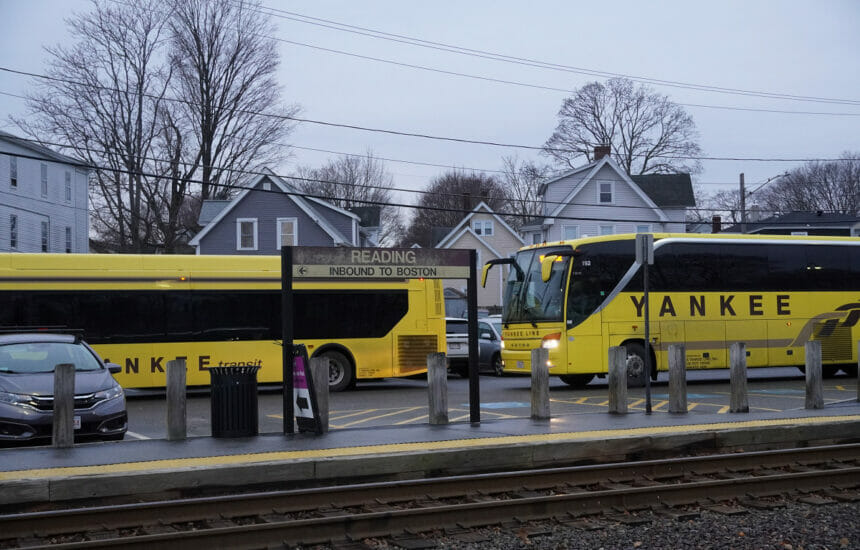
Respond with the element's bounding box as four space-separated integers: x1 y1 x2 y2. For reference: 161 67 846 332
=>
1 0 858 213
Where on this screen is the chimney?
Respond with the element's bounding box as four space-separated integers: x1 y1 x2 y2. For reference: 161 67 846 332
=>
711 215 721 233
594 144 611 161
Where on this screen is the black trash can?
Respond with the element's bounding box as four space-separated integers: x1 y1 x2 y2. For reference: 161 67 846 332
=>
209 366 260 438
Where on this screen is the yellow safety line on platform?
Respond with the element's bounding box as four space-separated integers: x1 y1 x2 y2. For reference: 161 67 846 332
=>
2 415 858 482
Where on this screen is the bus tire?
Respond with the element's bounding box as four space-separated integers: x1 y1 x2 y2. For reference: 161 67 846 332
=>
625 342 648 388
319 350 355 392
560 374 594 388
491 354 504 376
822 365 839 378
842 364 858 377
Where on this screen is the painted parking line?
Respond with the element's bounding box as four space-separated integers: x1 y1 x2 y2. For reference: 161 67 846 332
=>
332 406 424 429
125 431 150 440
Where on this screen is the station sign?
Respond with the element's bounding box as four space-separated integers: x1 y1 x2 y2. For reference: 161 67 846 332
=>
291 247 471 280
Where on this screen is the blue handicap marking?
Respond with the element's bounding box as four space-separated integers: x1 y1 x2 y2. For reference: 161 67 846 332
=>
750 389 805 395
653 393 716 399
467 402 530 409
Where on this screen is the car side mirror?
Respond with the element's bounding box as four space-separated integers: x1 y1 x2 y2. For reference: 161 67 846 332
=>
107 363 122 374
481 331 493 340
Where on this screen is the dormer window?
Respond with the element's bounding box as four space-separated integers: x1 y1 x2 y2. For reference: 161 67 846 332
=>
599 182 613 204
473 220 493 236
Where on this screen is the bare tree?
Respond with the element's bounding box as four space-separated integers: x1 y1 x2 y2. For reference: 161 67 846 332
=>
500 155 552 229
292 152 405 246
400 170 508 247
757 152 860 215
543 78 703 175
16 0 169 252
168 0 299 200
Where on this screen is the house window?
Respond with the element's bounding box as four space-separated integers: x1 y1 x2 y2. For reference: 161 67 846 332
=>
65 227 72 253
599 224 615 236
9 157 17 188
65 172 72 202
532 233 542 245
473 220 493 236
236 218 258 250
41 163 48 197
277 217 297 248
636 224 651 233
262 182 271 191
41 221 49 252
599 182 613 204
9 215 17 249
562 225 579 240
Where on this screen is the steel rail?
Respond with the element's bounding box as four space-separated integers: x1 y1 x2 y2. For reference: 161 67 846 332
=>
2 443 858 547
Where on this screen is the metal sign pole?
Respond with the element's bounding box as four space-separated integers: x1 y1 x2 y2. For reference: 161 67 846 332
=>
635 234 654 415
467 249 480 424
281 246 295 434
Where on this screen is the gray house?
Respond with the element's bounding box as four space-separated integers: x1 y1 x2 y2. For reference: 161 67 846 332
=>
0 131 90 253
521 147 695 243
189 169 367 254
722 211 860 237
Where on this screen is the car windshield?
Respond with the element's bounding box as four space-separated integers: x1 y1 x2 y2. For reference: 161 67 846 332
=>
0 342 103 374
491 322 502 335
502 246 571 324
446 321 468 335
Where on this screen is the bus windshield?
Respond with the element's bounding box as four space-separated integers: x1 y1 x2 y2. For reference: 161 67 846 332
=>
502 246 571 325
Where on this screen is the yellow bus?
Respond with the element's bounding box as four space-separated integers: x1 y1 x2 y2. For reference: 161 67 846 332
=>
0 253 445 391
483 233 860 387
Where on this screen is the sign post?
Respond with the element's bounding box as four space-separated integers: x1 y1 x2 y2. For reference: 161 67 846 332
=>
281 246 479 431
635 234 654 415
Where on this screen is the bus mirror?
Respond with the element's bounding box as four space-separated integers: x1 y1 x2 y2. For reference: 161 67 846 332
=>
481 263 491 287
540 255 556 282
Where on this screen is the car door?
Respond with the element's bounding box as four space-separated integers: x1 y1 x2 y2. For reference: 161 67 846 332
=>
478 321 494 368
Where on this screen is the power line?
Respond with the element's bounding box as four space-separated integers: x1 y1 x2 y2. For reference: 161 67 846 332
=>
3 66 858 163
4 148 853 221
257 4 860 107
90 0 860 117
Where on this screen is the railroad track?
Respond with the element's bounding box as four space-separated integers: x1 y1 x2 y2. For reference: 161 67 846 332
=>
2 443 858 549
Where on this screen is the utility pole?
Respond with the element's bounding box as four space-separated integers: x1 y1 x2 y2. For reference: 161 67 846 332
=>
739 173 746 233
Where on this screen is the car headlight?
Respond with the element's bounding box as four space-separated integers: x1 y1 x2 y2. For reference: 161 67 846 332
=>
95 384 124 401
0 391 34 407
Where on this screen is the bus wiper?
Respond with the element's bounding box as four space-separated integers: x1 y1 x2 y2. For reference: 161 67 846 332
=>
524 306 539 328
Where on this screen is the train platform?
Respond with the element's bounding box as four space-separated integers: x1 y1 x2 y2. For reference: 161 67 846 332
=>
1 398 859 507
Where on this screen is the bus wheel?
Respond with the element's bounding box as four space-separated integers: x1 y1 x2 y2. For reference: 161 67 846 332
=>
625 343 648 387
842 365 858 377
560 374 594 388
321 350 355 392
492 354 504 376
822 365 839 378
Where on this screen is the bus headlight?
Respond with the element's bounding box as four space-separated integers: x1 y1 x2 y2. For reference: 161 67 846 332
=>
541 333 561 350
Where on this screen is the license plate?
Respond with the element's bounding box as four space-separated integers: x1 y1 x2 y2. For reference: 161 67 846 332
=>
73 416 81 430
516 361 524 370
449 343 461 350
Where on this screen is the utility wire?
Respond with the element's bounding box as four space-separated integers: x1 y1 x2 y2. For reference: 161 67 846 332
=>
257 4 860 107
3 66 858 163
4 148 853 221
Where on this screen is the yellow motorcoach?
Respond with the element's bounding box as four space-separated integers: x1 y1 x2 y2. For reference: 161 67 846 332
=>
483 233 860 387
0 253 445 391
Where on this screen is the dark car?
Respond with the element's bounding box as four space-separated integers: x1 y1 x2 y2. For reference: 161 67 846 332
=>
446 318 503 377
0 333 127 443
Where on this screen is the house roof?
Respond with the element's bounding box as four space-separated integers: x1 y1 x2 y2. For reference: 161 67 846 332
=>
435 201 525 250
546 156 670 222
629 174 696 207
198 200 232 226
189 168 354 247
0 130 89 168
722 211 860 233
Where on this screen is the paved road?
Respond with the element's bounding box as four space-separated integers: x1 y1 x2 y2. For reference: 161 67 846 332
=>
123 368 859 440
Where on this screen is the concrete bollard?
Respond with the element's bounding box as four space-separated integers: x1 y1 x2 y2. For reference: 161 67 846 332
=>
52 363 75 448
729 342 749 413
530 348 550 420
166 358 187 441
668 344 687 414
309 357 330 433
608 346 627 414
804 341 824 409
427 353 448 425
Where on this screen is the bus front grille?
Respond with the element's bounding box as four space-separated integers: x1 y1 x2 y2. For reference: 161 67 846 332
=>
397 335 438 373
812 321 852 362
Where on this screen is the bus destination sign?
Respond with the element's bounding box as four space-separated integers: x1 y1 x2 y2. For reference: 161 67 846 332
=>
290 247 471 280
